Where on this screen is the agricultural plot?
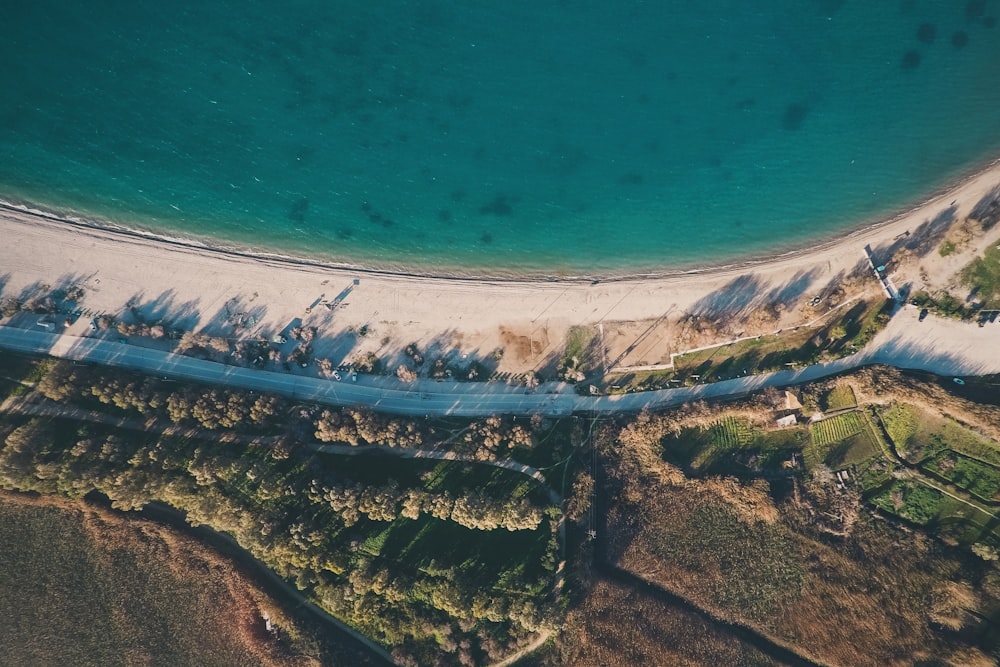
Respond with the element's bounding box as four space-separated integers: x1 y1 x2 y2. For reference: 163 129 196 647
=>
924 452 1000 503
822 384 857 412
804 411 874 469
878 403 1000 466
810 412 865 447
936 421 1000 468
870 480 945 526
822 430 880 468
869 479 1000 545
661 417 755 469
707 416 757 449
877 403 924 461
662 418 807 475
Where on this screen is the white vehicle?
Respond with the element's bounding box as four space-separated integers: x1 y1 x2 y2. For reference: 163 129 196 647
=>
332 371 341 381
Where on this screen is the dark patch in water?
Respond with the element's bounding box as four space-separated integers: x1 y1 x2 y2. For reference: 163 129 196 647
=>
618 172 644 185
815 0 846 15
380 217 395 228
967 0 986 19
726 75 739 87
360 201 372 213
473 145 487 160
479 193 514 216
451 189 466 202
952 30 970 47
480 232 493 244
733 219 745 228
984 16 996 27
899 0 916 15
446 92 474 110
917 23 937 43
636 93 650 105
397 133 409 143
738 97 756 111
709 156 722 168
643 138 661 154
437 209 452 222
782 103 808 131
901 49 922 69
289 197 309 223
628 50 647 67
336 228 353 240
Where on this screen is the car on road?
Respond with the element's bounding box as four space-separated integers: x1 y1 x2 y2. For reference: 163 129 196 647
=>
953 378 965 385
332 371 341 381
118 337 127 344
919 308 929 322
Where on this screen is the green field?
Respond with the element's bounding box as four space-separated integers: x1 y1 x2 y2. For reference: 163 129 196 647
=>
870 480 945 525
878 402 1000 466
810 412 865 447
822 384 857 412
925 452 1000 503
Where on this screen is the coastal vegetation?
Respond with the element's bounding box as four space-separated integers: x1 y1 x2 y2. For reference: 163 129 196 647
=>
5 348 1000 665
603 297 894 393
0 356 565 666
960 242 1000 309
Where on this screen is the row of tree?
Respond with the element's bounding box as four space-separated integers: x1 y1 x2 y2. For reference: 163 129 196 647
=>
318 481 543 531
38 361 283 431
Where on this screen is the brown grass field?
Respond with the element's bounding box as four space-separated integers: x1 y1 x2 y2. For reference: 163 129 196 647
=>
544 576 784 667
601 400 1000 667
0 491 379 667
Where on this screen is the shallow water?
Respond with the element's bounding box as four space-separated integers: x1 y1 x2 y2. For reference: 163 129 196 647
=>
2 1 1000 273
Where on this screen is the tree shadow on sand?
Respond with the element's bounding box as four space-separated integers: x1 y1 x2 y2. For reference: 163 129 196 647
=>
688 269 821 327
869 204 957 269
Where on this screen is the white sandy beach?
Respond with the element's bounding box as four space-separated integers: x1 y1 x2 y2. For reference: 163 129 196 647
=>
2 161 1000 377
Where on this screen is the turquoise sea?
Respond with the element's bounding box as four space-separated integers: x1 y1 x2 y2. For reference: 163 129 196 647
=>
2 1 1000 275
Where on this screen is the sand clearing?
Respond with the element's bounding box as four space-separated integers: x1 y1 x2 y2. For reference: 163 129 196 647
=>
2 161 1000 377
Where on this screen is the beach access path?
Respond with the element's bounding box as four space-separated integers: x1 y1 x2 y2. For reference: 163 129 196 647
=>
1 306 996 418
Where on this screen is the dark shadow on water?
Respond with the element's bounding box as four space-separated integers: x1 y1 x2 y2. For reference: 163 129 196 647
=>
917 22 937 44
782 102 809 131
901 49 921 70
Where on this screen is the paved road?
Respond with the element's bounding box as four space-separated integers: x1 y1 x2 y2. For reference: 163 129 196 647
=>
1 308 996 418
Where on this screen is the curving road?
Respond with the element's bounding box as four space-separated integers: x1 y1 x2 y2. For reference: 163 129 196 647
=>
1 306 997 418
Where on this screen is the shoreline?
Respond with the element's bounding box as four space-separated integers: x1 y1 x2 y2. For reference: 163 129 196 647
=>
3 152 1000 283
3 160 1000 377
